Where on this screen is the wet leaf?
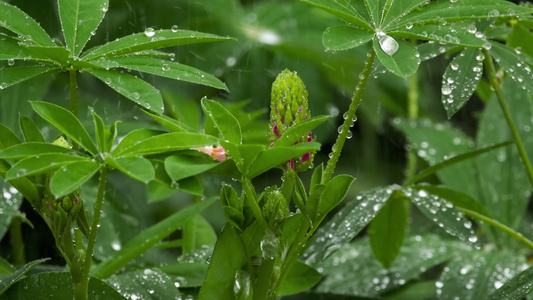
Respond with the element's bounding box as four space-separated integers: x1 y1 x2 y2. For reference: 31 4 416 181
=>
411 185 490 218
0 124 21 150
369 191 409 269
58 0 108 56
159 262 209 288
82 30 234 60
410 187 477 245
22 45 70 65
438 250 527 299
31 101 99 155
87 69 164 114
417 42 456 62
165 153 220 182
0 66 60 91
93 197 217 278
485 265 533 300
322 25 374 51
143 110 193 133
381 0 430 27
6 153 88 180
103 57 228 91
105 268 180 300
0 258 49 296
272 115 329 148
0 35 50 61
111 129 163 156
374 38 420 78
115 132 219 156
508 22 533 59
0 272 125 299
201 98 241 144
317 174 355 221
105 156 155 183
280 261 322 296
0 143 72 160
0 2 55 46
304 186 398 265
390 23 486 48
50 160 102 198
490 42 533 94
0 179 24 241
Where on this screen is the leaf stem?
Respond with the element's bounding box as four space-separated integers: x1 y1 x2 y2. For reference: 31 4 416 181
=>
76 167 108 300
241 179 269 233
406 69 419 180
483 49 533 187
323 48 376 182
69 68 79 151
458 207 533 251
9 217 26 266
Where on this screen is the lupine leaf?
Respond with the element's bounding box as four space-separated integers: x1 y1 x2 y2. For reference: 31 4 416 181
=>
201 98 242 144
0 2 55 46
0 66 60 90
6 154 88 180
50 160 102 197
0 143 72 159
0 258 50 296
19 116 45 143
374 38 420 78
115 132 219 157
322 25 374 51
296 0 373 31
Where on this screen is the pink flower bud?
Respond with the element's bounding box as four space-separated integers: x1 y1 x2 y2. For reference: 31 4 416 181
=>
193 144 226 162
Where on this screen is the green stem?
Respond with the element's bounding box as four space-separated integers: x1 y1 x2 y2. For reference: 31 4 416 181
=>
281 168 296 204
9 218 26 266
483 49 533 187
75 167 108 300
323 48 376 182
406 70 419 181
459 207 533 251
69 68 79 151
241 179 269 233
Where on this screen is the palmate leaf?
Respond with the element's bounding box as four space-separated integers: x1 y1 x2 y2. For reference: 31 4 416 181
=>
82 30 235 60
165 154 220 182
273 115 329 148
87 69 164 114
49 160 102 197
374 37 420 78
0 143 72 160
297 0 373 31
0 35 50 61
322 26 374 51
58 0 109 56
0 66 60 90
19 116 45 143
490 42 533 95
201 98 242 144
0 124 21 150
485 265 533 300
381 0 430 27
105 269 180 300
105 156 155 183
100 57 228 91
115 132 219 156
0 258 50 296
6 154 89 180
0 2 55 47
389 22 487 48
365 0 387 28
111 129 163 156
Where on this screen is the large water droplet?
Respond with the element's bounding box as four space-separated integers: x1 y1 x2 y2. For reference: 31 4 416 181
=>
442 85 452 95
144 27 155 37
378 34 399 56
171 25 179 32
7 59 15 66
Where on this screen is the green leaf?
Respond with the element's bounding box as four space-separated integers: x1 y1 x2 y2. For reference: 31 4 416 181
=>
365 0 386 27
31 101 98 155
410 187 477 244
381 0 429 28
50 160 102 197
0 2 55 47
490 42 533 94
105 156 155 183
0 143 73 159
19 115 45 143
143 110 193 133
111 129 162 155
165 154 220 182
247 142 321 178
322 26 374 51
412 185 490 218
58 0 108 55
280 261 322 295
273 115 329 148
508 23 533 59
374 38 420 78
93 197 217 278
159 262 209 288
22 45 71 65
318 174 355 220
297 0 373 31
6 153 88 180
391 0 533 29
82 29 234 60
438 250 526 299
92 110 106 153
0 258 49 295
0 272 126 299
0 124 21 150
105 269 181 300
405 141 513 186
201 98 242 144
0 257 15 275
87 69 164 114
368 191 409 269
0 179 24 241
303 186 399 265
102 57 228 91
389 22 487 48
0 66 60 90
115 132 219 156
0 34 51 61
485 266 533 300
441 48 484 118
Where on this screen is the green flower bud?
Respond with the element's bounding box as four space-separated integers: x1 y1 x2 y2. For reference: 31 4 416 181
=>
259 187 289 230
52 136 71 149
270 69 315 171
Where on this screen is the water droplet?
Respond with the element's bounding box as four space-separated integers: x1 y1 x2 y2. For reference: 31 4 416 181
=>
132 92 140 100
171 25 179 32
468 235 478 243
101 5 108 12
105 78 111 84
406 22 413 29
346 130 353 139
450 63 459 70
338 125 343 134
144 27 155 37
7 59 14 66
482 41 492 50
467 24 477 34
226 56 236 67
488 9 500 19
450 0 458 2
0 82 7 89
475 53 485 61
162 64 170 71
378 34 399 56
417 190 428 197
442 85 452 95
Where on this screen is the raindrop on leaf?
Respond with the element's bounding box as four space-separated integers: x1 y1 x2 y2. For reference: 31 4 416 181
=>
144 27 155 37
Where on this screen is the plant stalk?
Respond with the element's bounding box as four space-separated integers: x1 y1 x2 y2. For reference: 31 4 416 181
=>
483 49 533 188
75 167 108 300
459 207 533 251
69 68 79 151
241 179 269 233
323 48 376 182
9 217 26 266
406 70 419 180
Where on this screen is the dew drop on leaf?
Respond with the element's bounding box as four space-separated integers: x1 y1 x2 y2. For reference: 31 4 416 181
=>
144 27 155 37
7 59 14 66
378 34 399 56
171 25 179 32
